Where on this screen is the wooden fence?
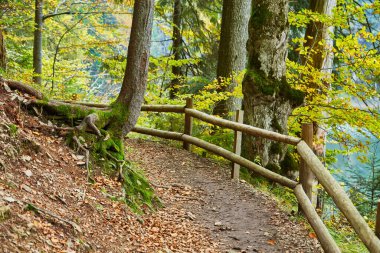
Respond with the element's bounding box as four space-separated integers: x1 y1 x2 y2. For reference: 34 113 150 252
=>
132 98 380 253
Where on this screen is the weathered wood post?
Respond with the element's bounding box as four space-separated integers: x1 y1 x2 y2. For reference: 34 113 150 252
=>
299 123 316 209
231 110 244 179
376 200 380 238
183 98 193 151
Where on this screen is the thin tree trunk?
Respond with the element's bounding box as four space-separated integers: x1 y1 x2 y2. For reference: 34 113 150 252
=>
213 0 251 118
242 0 303 173
115 0 155 138
0 28 5 71
33 0 43 85
302 0 336 208
169 0 183 99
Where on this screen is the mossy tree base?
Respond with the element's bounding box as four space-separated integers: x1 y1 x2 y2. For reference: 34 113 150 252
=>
30 98 160 213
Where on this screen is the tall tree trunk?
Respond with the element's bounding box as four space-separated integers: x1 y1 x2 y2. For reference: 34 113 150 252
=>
242 0 303 174
302 0 336 207
33 0 43 85
115 0 155 138
0 28 5 71
169 0 183 99
302 0 336 72
213 0 251 117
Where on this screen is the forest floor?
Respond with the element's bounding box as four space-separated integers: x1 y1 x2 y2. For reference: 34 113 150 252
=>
0 84 321 252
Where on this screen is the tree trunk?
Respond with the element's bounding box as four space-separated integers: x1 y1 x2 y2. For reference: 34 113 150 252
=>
115 0 155 138
242 0 303 174
0 28 5 71
302 0 336 208
33 0 43 85
169 0 183 99
213 0 251 117
302 0 336 72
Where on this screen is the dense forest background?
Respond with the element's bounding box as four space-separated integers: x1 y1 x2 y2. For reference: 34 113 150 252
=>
0 0 379 250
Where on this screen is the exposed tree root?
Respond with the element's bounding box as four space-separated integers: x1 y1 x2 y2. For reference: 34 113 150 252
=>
76 113 103 137
73 136 91 181
0 78 160 213
0 77 45 99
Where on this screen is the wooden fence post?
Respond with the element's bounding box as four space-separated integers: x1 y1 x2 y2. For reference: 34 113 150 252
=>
299 123 317 207
376 200 380 238
231 110 244 179
183 98 193 151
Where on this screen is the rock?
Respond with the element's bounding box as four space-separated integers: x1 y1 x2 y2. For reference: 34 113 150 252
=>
3 83 12 93
75 155 85 161
21 155 32 162
24 170 33 177
214 221 223 226
3 196 16 203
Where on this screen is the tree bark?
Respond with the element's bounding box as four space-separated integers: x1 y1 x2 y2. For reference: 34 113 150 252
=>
115 0 155 138
242 0 303 173
0 28 5 71
302 0 336 72
302 0 336 208
169 0 183 99
213 0 251 117
33 0 43 85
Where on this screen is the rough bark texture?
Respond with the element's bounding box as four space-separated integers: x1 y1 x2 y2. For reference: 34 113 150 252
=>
213 0 250 117
115 0 154 138
33 0 43 85
169 0 183 99
0 28 5 71
242 0 303 174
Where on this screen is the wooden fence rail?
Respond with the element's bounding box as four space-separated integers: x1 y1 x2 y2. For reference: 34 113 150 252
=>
132 100 380 253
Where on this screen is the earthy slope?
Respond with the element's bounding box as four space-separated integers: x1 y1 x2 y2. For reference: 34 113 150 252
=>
0 85 218 252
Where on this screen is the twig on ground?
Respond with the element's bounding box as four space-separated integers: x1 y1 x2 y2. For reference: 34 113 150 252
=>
73 136 91 181
8 196 82 234
27 203 82 234
150 182 190 189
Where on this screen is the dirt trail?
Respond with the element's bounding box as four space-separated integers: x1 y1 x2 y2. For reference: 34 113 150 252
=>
126 139 322 253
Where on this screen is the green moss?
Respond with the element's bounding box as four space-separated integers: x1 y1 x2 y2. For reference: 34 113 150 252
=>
60 103 161 213
246 69 304 105
265 162 281 174
121 166 162 214
246 70 278 95
279 80 304 106
251 2 272 29
8 124 18 137
270 142 282 156
280 149 300 174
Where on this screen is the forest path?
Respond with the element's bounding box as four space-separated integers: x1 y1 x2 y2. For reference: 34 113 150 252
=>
126 139 322 253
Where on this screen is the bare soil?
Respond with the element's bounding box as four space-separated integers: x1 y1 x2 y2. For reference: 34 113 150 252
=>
125 139 322 253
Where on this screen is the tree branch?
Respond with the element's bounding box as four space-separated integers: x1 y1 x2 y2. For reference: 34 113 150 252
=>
43 11 132 21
